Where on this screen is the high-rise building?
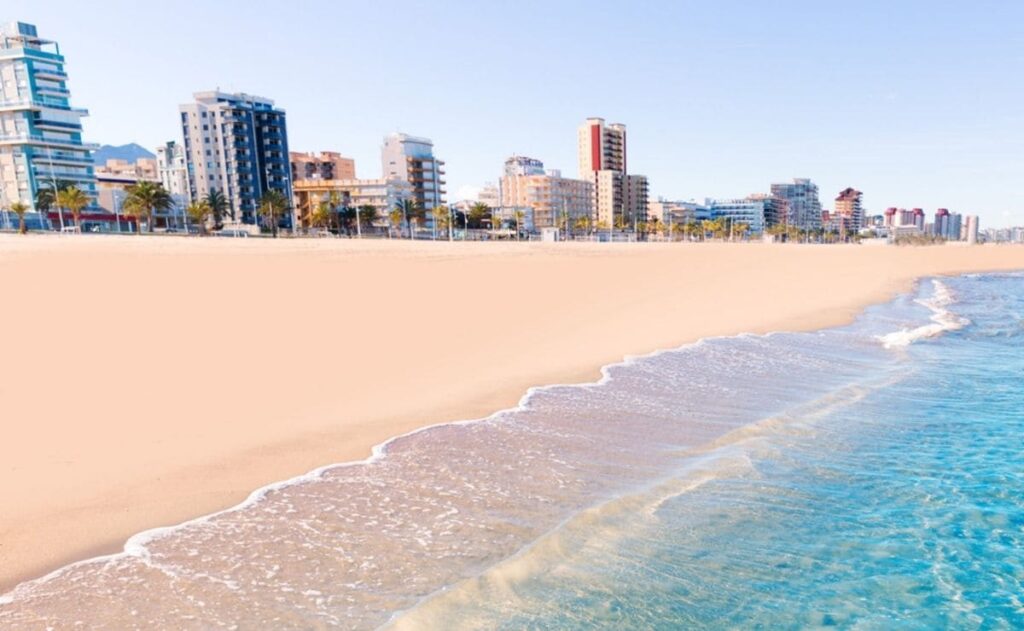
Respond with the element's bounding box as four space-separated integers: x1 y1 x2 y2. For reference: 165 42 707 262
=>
833 188 864 234
965 215 980 244
911 208 925 232
577 117 648 226
578 118 626 176
500 164 593 229
179 90 292 226
290 151 355 182
0 21 98 223
770 179 821 229
381 133 445 211
155 140 189 207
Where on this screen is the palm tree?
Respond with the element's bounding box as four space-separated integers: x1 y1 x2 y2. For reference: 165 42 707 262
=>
205 190 230 230
56 186 89 232
34 180 76 229
123 181 173 233
328 191 345 236
394 198 420 239
733 222 751 241
468 202 490 230
574 215 592 235
432 205 451 241
387 208 403 239
614 214 630 233
185 200 212 235
358 205 378 236
513 210 525 241
258 190 290 238
310 202 333 234
10 201 29 234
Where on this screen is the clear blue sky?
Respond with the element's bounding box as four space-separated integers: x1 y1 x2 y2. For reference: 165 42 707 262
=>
8 0 1024 226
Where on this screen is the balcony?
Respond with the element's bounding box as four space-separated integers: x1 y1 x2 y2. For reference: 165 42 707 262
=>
0 133 98 150
34 68 68 81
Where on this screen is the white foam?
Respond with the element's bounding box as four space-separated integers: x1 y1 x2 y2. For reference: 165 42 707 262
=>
878 280 971 349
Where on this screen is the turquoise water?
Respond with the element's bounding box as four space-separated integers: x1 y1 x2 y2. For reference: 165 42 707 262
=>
391 273 1024 629
2 273 1021 629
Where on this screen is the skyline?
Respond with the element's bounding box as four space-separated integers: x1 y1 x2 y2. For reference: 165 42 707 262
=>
6 0 1024 227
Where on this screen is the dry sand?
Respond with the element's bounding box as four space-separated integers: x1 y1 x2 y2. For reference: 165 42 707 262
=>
2 234 1023 592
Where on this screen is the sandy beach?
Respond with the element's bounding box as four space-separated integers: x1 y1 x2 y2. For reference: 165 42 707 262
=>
1 234 1023 593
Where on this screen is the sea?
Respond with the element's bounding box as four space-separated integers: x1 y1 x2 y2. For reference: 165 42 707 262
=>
1 272 1022 630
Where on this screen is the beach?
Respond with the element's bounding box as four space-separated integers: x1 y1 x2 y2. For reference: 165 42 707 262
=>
2 235 1024 594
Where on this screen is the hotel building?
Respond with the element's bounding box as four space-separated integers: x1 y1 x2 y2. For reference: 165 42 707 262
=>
770 178 822 229
291 151 355 182
577 117 648 227
833 188 864 233
0 21 98 222
179 90 292 226
500 156 593 229
292 177 412 230
381 133 445 211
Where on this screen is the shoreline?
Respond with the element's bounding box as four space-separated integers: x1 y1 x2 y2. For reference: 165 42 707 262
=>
2 235 1024 594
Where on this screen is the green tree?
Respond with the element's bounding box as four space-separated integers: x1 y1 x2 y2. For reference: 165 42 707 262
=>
123 181 173 233
205 190 230 230
56 186 89 231
467 202 490 229
310 202 333 234
9 201 29 234
394 198 421 239
513 210 526 241
258 190 290 238
357 205 378 235
185 200 212 235
432 205 452 241
574 215 593 235
388 208 403 238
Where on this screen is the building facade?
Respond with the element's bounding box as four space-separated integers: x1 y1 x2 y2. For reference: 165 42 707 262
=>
833 187 864 234
576 117 648 227
504 155 545 177
770 178 821 229
179 91 292 226
500 165 594 229
710 198 769 234
0 21 98 221
381 133 445 211
292 177 412 230
290 151 355 182
156 140 189 207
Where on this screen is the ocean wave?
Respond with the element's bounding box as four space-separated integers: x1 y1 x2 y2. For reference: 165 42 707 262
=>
878 280 971 349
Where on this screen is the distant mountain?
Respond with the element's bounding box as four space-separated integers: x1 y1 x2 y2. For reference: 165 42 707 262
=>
93 143 156 165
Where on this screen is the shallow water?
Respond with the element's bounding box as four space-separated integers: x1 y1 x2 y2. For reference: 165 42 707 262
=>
2 273 1022 629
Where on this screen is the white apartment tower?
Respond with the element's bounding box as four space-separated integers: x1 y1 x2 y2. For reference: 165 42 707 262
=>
155 140 189 207
179 90 292 226
381 133 446 211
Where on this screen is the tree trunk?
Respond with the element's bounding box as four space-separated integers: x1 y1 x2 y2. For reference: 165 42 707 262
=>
19 216 26 234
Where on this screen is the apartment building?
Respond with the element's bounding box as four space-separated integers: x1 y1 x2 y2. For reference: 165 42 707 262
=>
381 133 445 211
179 90 292 226
770 178 822 229
500 160 593 229
0 21 98 223
290 151 355 182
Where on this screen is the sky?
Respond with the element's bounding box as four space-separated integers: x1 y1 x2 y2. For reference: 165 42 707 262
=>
8 0 1024 226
